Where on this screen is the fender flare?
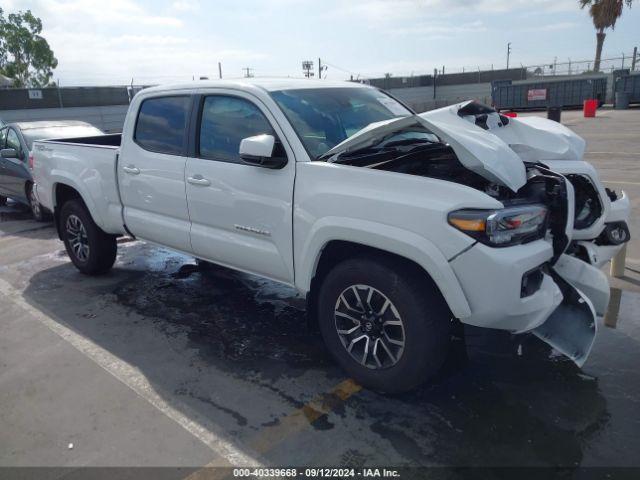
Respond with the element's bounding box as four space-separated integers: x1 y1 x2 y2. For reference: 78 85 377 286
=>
50 173 105 228
296 217 472 319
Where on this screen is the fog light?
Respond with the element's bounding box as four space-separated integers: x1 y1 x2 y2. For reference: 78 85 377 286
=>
600 221 630 246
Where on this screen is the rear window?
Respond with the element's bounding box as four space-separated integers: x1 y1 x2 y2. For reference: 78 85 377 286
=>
23 125 103 149
134 96 190 155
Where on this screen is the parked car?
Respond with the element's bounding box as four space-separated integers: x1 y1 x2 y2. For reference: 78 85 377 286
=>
33 80 630 392
0 120 103 220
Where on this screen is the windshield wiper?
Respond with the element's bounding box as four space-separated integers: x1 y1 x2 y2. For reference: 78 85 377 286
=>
325 137 440 163
381 138 438 148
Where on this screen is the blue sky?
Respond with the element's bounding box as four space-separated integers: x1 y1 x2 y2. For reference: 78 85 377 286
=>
4 0 640 85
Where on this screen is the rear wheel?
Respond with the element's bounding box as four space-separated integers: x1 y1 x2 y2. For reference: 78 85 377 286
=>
317 257 451 393
26 184 46 222
60 200 117 275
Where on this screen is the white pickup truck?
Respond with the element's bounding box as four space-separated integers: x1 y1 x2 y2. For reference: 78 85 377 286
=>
33 79 631 392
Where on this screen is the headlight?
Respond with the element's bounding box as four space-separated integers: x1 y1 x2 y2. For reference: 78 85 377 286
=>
448 204 548 247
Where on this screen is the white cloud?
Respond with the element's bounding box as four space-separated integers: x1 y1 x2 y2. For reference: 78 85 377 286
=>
387 20 486 38
326 0 577 24
171 0 200 13
37 0 183 28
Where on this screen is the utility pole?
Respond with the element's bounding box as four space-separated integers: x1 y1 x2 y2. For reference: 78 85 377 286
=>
318 57 322 79
632 46 638 71
218 62 222 79
433 68 437 100
506 42 512 70
242 67 254 78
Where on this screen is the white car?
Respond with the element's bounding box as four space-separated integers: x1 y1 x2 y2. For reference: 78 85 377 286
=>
33 80 631 392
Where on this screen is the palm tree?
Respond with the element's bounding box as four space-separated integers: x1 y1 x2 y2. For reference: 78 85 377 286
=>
580 0 633 72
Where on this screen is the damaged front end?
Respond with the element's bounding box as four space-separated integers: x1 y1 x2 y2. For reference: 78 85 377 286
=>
325 101 630 366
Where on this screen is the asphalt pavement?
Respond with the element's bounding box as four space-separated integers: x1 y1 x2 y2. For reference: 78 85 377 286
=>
1 108 639 477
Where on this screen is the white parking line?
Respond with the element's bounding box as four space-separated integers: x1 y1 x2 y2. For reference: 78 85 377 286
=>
602 180 640 186
0 278 263 467
586 151 640 156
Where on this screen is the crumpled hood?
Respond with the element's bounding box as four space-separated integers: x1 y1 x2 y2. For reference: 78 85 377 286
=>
322 101 587 192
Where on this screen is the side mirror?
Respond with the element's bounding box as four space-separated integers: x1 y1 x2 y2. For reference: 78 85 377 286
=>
0 148 18 159
239 134 287 169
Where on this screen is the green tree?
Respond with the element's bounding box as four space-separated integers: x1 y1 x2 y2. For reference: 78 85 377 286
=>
580 0 633 72
0 8 58 87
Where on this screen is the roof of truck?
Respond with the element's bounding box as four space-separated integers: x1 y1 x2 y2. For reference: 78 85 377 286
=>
143 78 372 94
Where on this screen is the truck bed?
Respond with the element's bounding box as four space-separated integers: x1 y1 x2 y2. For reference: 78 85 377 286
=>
33 135 126 235
45 133 122 148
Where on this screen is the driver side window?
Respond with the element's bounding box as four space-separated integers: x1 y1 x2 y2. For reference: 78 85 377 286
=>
198 95 280 164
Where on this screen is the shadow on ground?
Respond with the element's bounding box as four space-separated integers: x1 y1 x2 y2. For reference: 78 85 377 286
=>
20 242 640 467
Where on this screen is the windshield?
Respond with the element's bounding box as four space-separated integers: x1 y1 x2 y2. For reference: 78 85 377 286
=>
270 87 411 159
22 125 103 149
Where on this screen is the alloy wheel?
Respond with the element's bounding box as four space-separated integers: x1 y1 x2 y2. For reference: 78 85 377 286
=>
334 284 405 369
29 189 41 219
66 214 90 262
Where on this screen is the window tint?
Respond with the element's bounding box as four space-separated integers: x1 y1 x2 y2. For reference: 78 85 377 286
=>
135 96 190 155
6 129 21 154
199 96 275 162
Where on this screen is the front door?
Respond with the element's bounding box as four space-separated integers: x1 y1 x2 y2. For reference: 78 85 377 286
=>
185 92 296 284
118 94 193 253
2 128 29 201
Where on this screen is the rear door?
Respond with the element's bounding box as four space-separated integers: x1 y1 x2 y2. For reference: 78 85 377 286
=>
118 94 193 253
0 127 8 197
185 91 296 283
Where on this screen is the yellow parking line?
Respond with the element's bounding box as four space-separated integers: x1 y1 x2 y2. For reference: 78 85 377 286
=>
248 378 362 454
184 378 362 480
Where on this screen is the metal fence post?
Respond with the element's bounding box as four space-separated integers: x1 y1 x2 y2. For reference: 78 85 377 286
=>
57 82 63 108
610 244 627 278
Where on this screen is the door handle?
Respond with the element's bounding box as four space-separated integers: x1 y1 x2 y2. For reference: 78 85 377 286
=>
187 175 211 186
123 165 140 175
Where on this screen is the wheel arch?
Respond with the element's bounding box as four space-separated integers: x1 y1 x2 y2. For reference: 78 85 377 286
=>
52 182 91 240
299 220 472 322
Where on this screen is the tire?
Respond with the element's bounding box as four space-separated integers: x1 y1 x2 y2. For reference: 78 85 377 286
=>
317 257 451 393
60 199 117 275
0 196 6 206
26 184 46 222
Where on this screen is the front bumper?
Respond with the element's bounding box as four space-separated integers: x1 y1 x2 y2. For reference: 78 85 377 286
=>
450 239 562 332
450 239 602 366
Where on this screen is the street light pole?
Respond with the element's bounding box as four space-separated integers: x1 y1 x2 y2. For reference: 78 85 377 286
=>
506 42 512 70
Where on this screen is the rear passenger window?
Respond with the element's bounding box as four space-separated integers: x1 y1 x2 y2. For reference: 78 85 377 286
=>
134 96 190 155
199 96 276 163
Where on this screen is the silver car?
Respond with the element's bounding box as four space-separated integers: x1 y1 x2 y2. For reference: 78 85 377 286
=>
0 120 103 220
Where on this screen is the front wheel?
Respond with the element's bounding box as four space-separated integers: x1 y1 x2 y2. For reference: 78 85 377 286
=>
317 257 452 393
60 200 117 275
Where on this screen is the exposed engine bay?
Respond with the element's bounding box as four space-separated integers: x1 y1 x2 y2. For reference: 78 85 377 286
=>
323 100 631 367
333 128 571 261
